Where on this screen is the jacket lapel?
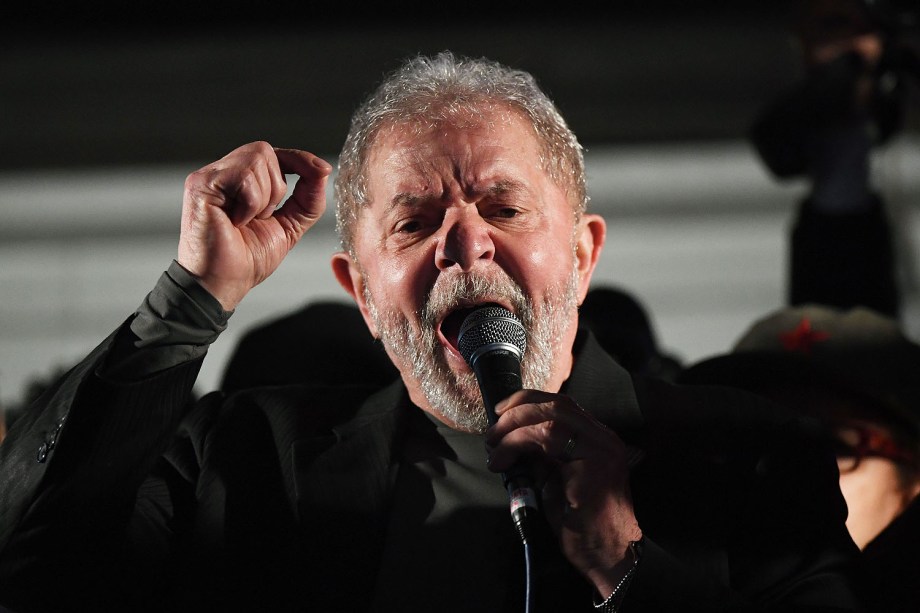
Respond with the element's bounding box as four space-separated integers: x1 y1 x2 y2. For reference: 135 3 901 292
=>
290 381 407 597
564 329 645 440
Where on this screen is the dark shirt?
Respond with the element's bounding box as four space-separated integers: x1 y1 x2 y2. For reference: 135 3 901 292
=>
372 409 523 610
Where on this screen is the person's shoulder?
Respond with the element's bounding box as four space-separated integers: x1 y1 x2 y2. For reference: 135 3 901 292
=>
637 374 801 421
186 379 403 437
632 374 827 454
627 377 840 513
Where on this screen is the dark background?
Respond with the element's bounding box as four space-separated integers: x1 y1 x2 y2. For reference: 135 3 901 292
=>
1 3 818 171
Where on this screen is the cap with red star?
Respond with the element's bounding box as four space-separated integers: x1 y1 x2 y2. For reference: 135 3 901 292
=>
779 318 831 354
680 303 920 429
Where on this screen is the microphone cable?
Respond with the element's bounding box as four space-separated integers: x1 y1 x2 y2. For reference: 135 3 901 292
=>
458 305 544 613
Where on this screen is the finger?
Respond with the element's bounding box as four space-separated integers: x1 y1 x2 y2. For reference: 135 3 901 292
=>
487 419 575 473
489 389 553 435
488 390 589 445
499 424 580 465
255 165 287 220
486 397 616 476
201 141 288 228
272 148 332 242
236 154 288 225
493 387 548 415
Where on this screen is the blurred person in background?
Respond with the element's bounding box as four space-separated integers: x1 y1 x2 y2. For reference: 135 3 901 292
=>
680 303 920 612
219 300 398 392
750 0 920 318
578 285 683 382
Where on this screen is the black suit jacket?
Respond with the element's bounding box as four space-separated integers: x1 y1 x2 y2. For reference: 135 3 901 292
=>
0 326 860 612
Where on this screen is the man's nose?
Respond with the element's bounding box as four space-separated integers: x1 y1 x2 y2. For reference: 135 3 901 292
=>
435 210 495 272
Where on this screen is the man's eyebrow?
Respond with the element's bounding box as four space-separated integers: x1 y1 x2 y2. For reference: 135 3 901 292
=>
385 192 423 214
385 180 524 212
486 179 525 197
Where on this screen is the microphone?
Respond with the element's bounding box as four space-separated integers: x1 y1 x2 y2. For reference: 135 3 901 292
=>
458 305 542 543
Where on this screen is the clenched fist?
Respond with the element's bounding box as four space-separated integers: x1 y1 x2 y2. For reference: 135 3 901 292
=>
177 141 332 310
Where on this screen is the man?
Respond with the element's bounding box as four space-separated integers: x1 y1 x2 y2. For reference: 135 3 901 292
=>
680 303 920 612
0 52 860 612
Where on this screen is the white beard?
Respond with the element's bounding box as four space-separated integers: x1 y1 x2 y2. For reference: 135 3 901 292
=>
365 265 580 433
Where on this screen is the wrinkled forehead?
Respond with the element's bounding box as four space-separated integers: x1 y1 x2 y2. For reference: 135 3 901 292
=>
362 109 546 205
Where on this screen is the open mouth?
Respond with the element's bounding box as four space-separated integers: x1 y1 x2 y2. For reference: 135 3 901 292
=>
439 302 505 356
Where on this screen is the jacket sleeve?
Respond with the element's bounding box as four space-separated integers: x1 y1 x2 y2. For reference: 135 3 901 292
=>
0 319 204 613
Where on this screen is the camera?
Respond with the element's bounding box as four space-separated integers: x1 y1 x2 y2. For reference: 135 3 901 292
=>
750 0 919 178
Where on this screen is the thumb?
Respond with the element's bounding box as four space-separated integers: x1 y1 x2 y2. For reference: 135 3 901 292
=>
273 148 333 245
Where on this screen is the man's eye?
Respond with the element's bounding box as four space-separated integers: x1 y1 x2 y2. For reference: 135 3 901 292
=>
494 207 519 219
396 219 423 233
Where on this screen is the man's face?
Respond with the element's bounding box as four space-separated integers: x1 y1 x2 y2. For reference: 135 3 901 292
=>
332 108 603 432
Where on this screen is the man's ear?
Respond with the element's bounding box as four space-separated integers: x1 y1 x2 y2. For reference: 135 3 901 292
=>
331 251 379 338
575 213 606 304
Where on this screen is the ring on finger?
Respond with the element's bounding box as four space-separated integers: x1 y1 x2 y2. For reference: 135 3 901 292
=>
560 433 577 462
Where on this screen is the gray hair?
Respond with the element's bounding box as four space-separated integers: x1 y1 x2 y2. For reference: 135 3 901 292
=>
334 50 588 256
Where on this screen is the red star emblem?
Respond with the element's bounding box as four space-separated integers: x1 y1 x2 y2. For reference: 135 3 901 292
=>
779 317 830 354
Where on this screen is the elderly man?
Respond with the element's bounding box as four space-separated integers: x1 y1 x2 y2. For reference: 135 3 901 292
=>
0 52 859 612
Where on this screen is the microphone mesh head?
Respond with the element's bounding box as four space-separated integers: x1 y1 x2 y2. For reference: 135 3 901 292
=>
458 305 527 366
